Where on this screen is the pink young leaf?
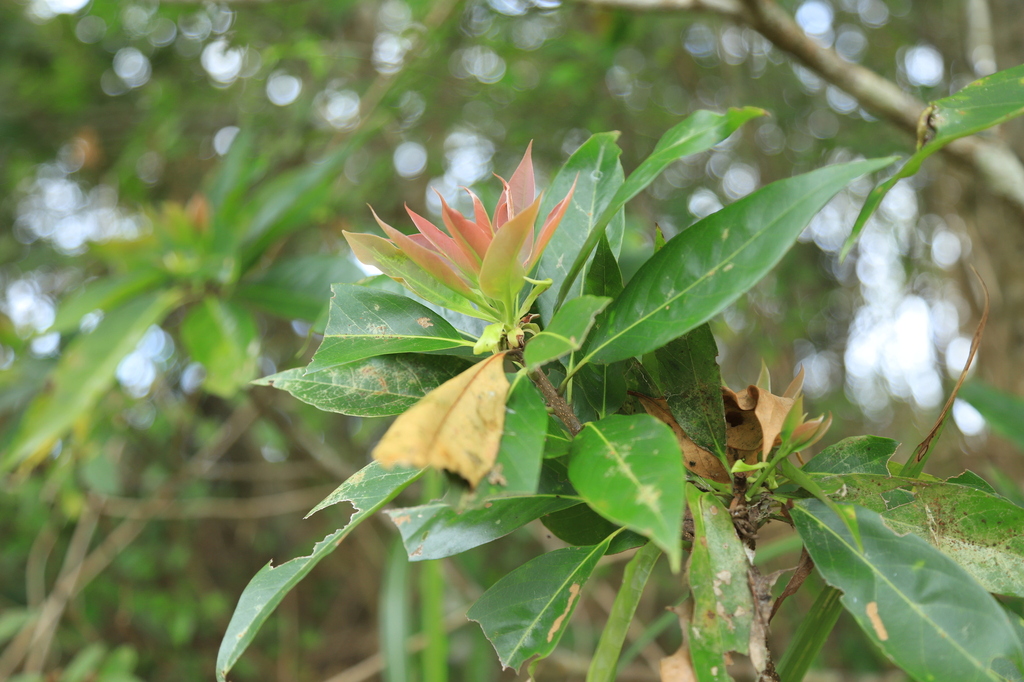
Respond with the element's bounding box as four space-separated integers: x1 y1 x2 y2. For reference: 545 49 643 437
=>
492 175 512 230
406 206 480 281
479 195 541 301
436 192 492 262
370 209 476 299
506 141 536 219
342 231 482 316
467 189 493 235
528 177 577 270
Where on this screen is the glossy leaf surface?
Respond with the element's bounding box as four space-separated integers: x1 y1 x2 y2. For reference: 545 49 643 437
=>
467 538 612 671
540 504 646 555
4 289 183 471
583 157 897 365
305 284 469 372
811 473 1024 597
535 132 624 323
568 414 684 570
552 108 766 312
846 64 1024 257
253 354 472 417
524 295 611 370
793 500 1024 682
217 461 422 681
571 361 627 424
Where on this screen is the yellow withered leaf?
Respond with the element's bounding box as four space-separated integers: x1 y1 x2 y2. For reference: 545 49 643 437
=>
372 352 509 487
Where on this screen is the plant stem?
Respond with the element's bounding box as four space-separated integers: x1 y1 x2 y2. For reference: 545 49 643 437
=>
420 472 448 681
775 585 842 682
586 542 662 682
510 349 583 436
381 538 412 682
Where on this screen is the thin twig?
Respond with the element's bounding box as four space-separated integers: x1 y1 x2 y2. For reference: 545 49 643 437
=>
23 499 102 673
578 0 1024 214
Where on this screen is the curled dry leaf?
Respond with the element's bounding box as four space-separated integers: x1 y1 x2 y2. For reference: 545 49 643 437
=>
636 367 825 482
372 352 509 487
660 645 698 682
722 384 795 465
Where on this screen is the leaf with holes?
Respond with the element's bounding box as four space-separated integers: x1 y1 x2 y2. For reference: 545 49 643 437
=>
810 473 1024 597
217 461 422 682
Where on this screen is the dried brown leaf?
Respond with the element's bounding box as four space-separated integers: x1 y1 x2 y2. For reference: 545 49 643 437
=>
660 645 698 682
372 352 509 487
634 393 729 483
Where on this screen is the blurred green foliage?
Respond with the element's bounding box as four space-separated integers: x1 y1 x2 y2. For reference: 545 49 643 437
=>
1 0 1022 679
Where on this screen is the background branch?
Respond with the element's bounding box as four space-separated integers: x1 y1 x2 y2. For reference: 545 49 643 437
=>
579 0 1024 214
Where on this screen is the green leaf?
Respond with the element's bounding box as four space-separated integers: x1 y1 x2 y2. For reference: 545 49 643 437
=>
568 414 684 570
180 298 259 398
803 435 900 476
792 500 1024 681
540 504 646 555
583 157 897 365
467 538 613 671
776 586 843 682
810 473 1024 597
535 132 625 323
472 379 549 498
584 232 624 299
653 323 727 460
961 381 1024 452
239 132 372 270
588 541 661 682
253 354 472 417
4 289 183 471
51 270 167 334
524 295 611 370
844 64 1024 259
386 495 578 561
233 254 364 323
304 284 470 373
571 361 627 423
686 484 754 677
543 417 572 459
216 461 421 682
552 108 766 313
